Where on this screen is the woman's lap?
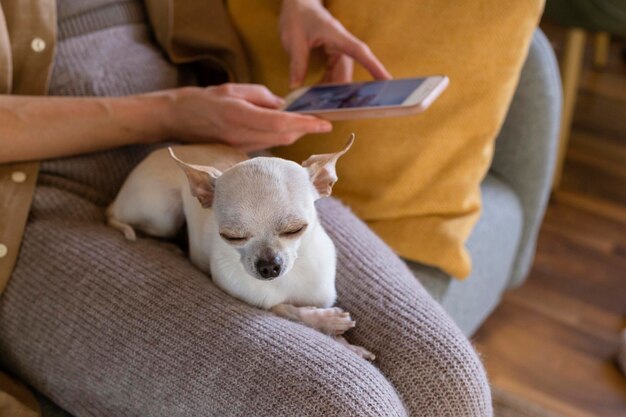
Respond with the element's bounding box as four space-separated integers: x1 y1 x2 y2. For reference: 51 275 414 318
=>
0 186 490 416
317 198 492 416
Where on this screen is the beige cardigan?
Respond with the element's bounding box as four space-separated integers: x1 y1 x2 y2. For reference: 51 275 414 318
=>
0 0 250 296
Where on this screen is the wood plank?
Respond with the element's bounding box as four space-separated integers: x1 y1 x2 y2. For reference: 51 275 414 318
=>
543 194 626 245
476 302 626 416
568 130 626 169
560 165 626 207
580 70 626 102
492 378 598 417
505 280 624 348
531 236 626 315
566 147 626 182
553 190 626 226
572 92 626 141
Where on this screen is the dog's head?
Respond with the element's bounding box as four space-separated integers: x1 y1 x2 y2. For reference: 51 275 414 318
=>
169 134 354 281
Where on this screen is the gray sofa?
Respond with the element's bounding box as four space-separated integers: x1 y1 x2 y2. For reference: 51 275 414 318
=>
408 29 562 335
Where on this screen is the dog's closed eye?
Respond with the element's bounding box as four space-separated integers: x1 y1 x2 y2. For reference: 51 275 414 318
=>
219 233 250 244
280 224 307 238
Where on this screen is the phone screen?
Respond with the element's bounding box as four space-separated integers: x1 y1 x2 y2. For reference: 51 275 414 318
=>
285 78 425 112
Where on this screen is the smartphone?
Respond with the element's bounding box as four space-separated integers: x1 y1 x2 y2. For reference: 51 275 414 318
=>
283 76 449 120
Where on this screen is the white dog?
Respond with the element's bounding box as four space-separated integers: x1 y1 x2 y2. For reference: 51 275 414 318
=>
107 134 374 359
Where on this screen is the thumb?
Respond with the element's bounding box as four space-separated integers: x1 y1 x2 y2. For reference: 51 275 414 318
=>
287 36 311 89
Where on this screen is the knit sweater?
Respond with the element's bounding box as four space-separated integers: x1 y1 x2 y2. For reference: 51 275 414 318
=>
0 1 492 416
42 0 196 203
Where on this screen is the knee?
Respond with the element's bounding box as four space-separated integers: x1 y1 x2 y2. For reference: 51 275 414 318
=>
233 330 408 417
428 341 492 416
390 324 493 417
188 323 408 417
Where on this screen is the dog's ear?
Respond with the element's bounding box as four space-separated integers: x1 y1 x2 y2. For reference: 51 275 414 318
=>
168 147 222 208
301 133 354 198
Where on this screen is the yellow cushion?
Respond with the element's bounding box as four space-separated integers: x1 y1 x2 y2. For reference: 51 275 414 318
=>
227 0 544 278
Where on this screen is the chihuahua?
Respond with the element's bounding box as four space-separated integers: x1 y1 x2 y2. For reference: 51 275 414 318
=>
107 134 374 360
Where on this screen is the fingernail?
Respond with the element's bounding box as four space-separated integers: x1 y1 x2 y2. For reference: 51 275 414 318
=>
318 122 332 133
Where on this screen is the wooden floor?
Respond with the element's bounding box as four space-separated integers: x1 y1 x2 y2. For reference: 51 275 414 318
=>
473 26 626 417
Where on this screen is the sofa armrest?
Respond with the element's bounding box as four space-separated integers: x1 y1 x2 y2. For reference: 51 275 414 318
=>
490 29 562 288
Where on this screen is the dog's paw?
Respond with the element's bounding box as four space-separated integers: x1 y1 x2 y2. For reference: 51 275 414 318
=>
334 335 376 361
299 307 356 335
344 343 376 361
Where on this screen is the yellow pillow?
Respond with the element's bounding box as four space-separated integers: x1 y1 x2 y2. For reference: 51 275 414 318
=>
227 0 544 278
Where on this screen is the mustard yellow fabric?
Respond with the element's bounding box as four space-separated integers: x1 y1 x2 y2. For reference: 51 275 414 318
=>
228 0 544 278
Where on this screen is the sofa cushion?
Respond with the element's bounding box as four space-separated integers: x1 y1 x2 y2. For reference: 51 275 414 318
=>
228 0 542 279
407 174 523 335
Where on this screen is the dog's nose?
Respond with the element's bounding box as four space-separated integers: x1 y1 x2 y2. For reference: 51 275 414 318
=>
255 256 283 279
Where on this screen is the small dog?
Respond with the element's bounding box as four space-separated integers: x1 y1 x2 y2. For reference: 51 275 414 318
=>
107 134 374 360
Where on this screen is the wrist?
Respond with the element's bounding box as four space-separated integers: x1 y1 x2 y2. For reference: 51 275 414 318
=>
137 89 185 144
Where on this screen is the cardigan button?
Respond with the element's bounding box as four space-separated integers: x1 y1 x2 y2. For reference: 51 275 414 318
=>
0 244 7 259
31 37 46 53
11 171 27 183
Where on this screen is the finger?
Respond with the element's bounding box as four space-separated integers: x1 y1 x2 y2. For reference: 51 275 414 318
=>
322 54 354 84
221 122 328 154
231 129 303 153
226 84 285 109
237 101 332 134
334 30 392 80
287 35 311 89
235 125 334 152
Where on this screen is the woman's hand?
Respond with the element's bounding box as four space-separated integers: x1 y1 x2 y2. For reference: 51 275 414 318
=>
164 83 332 152
279 0 392 88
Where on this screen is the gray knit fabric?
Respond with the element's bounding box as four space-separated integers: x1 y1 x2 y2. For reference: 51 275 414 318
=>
44 0 189 203
0 1 492 415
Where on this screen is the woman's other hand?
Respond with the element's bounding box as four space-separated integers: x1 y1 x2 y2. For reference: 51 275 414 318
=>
279 0 392 89
164 83 332 152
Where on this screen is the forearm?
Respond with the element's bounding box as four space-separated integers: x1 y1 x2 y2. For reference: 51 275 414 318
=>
0 84 330 163
0 92 174 163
